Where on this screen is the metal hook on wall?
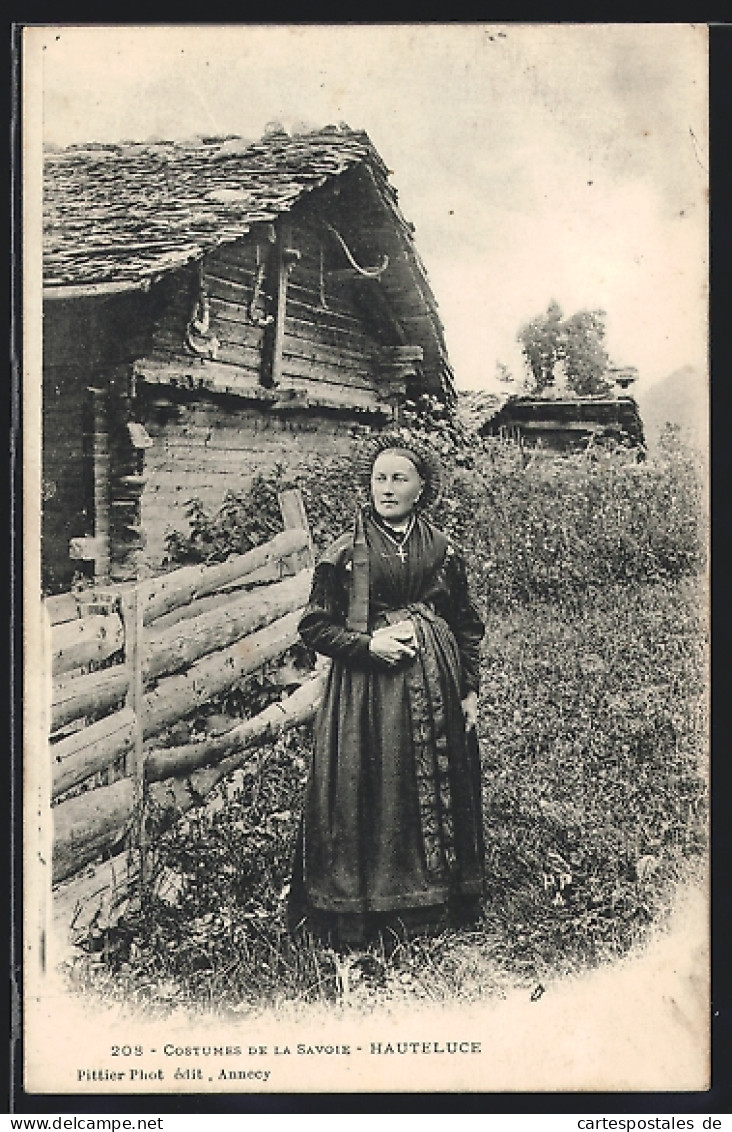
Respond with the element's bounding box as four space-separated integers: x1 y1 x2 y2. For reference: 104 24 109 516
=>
325 223 389 279
185 261 220 359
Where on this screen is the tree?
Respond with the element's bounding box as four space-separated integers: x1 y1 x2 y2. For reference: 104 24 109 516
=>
561 309 613 396
517 301 613 396
517 299 564 394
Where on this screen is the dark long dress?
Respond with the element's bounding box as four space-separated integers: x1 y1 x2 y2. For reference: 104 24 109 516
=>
288 507 485 948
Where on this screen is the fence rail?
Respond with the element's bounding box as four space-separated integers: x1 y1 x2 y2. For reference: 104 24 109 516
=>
48 491 322 936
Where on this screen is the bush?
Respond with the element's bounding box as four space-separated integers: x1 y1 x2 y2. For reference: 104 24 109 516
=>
448 440 706 611
163 473 287 565
164 435 706 614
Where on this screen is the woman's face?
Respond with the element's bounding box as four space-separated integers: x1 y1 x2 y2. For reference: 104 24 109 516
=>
370 450 423 523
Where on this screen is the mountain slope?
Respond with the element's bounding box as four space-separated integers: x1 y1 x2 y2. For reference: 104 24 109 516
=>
635 365 708 453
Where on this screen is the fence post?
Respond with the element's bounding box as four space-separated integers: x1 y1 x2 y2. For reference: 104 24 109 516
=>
121 584 146 887
277 489 314 572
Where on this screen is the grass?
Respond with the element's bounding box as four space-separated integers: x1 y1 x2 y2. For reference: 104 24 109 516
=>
65 570 708 1017
476 574 707 980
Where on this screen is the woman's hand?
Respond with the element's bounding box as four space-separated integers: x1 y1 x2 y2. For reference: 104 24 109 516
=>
369 621 417 666
461 690 478 732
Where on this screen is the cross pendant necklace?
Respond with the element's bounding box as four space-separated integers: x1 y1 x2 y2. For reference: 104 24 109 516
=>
379 515 414 563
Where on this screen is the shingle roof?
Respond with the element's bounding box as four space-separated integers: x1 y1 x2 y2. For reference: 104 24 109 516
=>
43 124 455 401
43 126 389 287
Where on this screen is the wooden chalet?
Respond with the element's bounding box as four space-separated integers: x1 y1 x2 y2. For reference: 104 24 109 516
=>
42 125 455 592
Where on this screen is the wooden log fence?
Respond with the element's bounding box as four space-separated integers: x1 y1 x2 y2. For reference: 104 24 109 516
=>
52 611 124 676
48 491 323 901
145 670 327 785
139 527 309 625
52 572 312 736
52 672 326 888
52 707 138 800
46 527 307 630
50 536 311 731
52 604 308 794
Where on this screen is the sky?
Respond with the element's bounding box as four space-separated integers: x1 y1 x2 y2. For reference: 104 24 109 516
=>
27 23 709 393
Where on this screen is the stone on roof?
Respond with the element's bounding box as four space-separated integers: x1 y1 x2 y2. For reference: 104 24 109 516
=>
43 125 385 287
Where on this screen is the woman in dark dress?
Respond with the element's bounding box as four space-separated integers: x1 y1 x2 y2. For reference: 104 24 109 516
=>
288 432 485 950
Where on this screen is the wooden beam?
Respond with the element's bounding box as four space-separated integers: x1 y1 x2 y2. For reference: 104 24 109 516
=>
261 218 293 388
143 608 304 737
51 611 124 676
52 707 137 799
43 279 151 300
351 277 407 345
121 586 146 883
380 345 424 363
68 537 107 563
90 388 111 581
143 571 311 683
45 592 84 627
142 563 292 633
139 528 308 624
52 665 129 733
135 357 276 402
278 489 314 573
145 672 325 784
53 778 134 884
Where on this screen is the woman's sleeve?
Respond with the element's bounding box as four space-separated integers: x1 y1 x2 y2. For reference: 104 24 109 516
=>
298 561 372 665
445 549 485 697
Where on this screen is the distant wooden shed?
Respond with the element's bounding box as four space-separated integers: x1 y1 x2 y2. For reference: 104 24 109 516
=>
42 125 455 592
482 393 646 456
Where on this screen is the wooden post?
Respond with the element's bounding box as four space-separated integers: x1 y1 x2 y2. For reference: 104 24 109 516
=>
262 218 296 388
89 387 111 581
278 489 314 572
121 585 146 885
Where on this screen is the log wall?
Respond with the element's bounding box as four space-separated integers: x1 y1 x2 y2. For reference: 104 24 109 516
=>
43 193 412 590
42 368 94 593
137 395 357 568
144 214 389 402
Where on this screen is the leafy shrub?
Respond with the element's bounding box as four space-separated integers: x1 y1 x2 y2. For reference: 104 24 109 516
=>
449 440 706 611
164 434 706 613
164 473 287 565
